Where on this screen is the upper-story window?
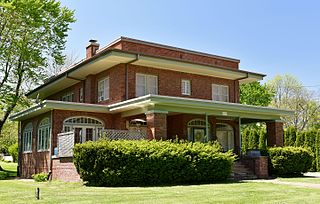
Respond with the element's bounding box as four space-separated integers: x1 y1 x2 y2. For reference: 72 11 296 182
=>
136 73 158 97
181 79 191 95
23 123 33 152
37 118 51 152
79 87 84 102
62 92 74 102
212 84 229 102
98 77 109 101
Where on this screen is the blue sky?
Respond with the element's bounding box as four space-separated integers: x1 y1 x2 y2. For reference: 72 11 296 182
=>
60 0 320 90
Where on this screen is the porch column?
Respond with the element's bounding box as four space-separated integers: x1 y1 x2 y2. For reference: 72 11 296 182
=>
266 120 284 147
145 110 168 140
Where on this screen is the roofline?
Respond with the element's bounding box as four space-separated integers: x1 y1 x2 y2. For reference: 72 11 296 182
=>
27 48 265 97
118 36 241 63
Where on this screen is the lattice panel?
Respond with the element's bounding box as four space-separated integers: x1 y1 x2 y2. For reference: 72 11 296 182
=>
58 132 74 157
104 129 147 140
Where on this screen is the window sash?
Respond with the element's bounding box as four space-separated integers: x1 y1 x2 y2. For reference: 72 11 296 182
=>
62 93 74 102
136 74 158 97
79 88 84 102
37 118 51 151
98 77 109 101
181 80 191 95
212 84 229 102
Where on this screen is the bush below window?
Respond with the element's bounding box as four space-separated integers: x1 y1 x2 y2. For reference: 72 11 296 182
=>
73 140 235 186
269 146 313 176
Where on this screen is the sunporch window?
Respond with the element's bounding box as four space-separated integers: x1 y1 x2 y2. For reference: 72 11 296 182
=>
23 123 32 152
212 84 229 102
37 118 51 152
136 73 158 97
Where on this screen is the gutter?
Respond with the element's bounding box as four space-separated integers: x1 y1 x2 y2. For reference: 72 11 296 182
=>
125 54 140 100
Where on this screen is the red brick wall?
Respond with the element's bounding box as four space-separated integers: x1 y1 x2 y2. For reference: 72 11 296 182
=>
146 112 167 140
46 63 239 105
128 64 239 103
266 121 284 146
52 157 81 182
20 112 52 178
114 40 239 69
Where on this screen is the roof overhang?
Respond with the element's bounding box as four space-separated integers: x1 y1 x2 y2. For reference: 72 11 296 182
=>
10 100 109 121
27 49 265 99
109 95 294 121
11 95 294 123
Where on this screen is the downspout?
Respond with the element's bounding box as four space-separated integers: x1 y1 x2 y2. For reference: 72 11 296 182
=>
235 73 249 103
48 110 53 181
17 121 22 177
239 117 242 157
125 54 140 100
205 113 209 141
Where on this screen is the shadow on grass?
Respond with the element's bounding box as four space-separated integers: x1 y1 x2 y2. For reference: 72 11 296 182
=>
84 179 243 188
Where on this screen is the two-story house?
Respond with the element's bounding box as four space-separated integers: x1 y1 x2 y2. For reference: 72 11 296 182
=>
11 37 292 181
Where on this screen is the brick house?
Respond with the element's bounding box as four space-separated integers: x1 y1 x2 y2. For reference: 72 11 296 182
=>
11 37 292 181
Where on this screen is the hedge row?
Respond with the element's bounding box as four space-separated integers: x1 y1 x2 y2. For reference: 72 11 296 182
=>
73 140 235 186
269 146 313 176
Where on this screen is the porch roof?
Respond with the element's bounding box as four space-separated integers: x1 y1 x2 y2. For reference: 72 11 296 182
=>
10 95 294 123
108 95 294 123
9 100 109 121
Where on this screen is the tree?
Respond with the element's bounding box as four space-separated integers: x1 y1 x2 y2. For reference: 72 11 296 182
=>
240 81 274 106
0 0 75 134
267 74 320 131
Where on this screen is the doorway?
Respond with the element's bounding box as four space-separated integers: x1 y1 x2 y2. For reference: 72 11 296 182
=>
216 123 234 151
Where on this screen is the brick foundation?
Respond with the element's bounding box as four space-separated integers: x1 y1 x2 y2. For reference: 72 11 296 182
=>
52 157 81 182
254 156 269 179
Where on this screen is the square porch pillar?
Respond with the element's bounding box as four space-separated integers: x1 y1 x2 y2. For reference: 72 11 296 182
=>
145 110 168 140
266 121 284 147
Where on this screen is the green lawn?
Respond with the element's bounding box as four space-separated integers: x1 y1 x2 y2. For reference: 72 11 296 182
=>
1 162 320 203
1 179 320 203
0 161 17 179
277 177 320 184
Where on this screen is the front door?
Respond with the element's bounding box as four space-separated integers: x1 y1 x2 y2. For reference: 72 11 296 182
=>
193 128 206 142
216 130 234 151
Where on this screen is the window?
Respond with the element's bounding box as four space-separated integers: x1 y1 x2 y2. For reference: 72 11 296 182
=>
181 80 191 95
79 87 84 102
212 84 229 102
98 77 109 101
23 123 33 152
37 118 51 151
136 74 158 97
62 92 74 102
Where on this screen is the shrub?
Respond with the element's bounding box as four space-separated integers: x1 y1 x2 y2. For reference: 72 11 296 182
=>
269 146 313 176
8 143 18 162
73 140 235 186
32 172 49 182
0 171 9 180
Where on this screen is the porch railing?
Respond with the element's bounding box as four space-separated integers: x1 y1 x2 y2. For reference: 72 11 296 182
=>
56 129 147 157
57 132 74 157
103 129 147 140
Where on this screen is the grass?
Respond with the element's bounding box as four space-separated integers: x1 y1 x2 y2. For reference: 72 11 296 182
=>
1 179 320 203
277 177 320 184
1 162 320 203
0 161 17 179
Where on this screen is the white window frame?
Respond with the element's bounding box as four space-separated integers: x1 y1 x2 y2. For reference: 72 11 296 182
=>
98 77 109 102
135 73 158 97
37 118 51 152
181 79 191 95
79 87 84 102
212 84 229 102
61 92 74 102
23 123 33 153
